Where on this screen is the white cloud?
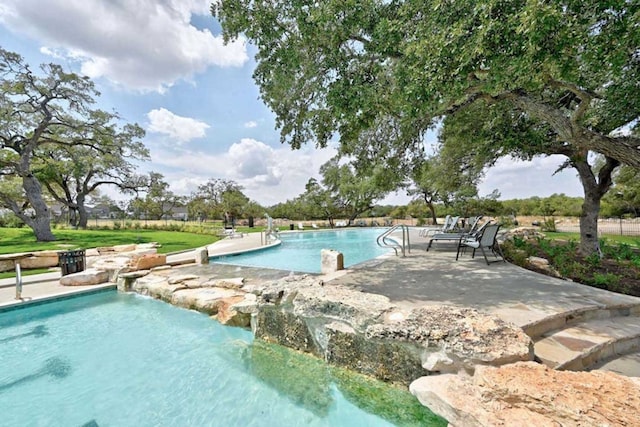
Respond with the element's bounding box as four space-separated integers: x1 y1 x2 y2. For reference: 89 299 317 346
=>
0 0 248 92
147 137 336 206
147 108 210 142
244 121 258 128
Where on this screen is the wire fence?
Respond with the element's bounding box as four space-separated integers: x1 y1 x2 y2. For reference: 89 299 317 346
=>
555 217 640 236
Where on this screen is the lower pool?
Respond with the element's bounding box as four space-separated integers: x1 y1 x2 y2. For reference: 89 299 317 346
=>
0 292 443 426
212 228 391 273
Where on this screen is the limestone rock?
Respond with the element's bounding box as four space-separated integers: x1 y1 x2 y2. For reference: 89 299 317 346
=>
130 253 166 270
502 227 545 241
132 274 186 301
0 260 14 273
113 244 137 252
20 250 60 269
116 270 151 291
321 249 344 274
527 256 561 277
135 242 161 250
167 274 200 285
195 247 209 265
410 362 640 427
215 295 251 326
91 256 131 271
171 287 245 315
201 277 245 289
252 277 533 384
85 248 100 257
60 268 109 286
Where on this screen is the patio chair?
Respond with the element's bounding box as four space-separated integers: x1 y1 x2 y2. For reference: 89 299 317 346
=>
421 215 460 238
426 217 486 251
455 223 505 265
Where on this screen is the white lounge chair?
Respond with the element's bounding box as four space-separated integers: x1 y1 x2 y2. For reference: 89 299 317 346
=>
298 223 305 230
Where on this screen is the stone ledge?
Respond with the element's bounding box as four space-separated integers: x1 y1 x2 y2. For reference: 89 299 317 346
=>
410 361 640 426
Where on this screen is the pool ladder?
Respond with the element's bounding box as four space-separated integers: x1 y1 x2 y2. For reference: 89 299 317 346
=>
376 225 410 257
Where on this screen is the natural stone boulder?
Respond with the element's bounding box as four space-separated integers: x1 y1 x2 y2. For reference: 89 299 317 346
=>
113 244 137 252
527 256 561 277
89 255 131 271
225 294 259 327
117 270 151 291
502 227 545 241
20 250 60 269
133 273 187 301
410 361 640 426
60 268 109 286
170 287 245 315
130 253 166 270
254 278 533 384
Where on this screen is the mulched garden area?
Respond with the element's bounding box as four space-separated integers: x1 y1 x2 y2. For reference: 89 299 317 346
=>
502 238 640 297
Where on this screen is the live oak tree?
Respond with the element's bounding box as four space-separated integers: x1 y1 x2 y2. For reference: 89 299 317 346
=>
0 48 146 240
133 172 183 221
319 157 393 225
213 0 640 255
36 128 148 229
408 143 485 225
187 178 245 221
440 100 618 255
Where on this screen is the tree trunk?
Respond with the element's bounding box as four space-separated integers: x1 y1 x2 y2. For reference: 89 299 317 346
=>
22 175 56 241
572 156 619 256
77 194 89 229
78 206 89 229
423 195 437 225
578 191 601 256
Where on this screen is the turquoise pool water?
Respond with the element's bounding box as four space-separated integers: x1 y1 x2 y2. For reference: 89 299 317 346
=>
0 292 440 426
212 228 391 273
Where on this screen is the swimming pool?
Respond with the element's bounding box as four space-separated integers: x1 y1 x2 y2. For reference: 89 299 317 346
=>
212 228 391 273
0 292 443 426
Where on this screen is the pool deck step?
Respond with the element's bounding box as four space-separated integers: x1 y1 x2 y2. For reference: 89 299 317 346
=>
533 315 640 373
522 303 640 339
591 351 640 377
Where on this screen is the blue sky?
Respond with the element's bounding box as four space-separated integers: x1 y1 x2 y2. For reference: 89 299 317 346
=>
0 0 584 206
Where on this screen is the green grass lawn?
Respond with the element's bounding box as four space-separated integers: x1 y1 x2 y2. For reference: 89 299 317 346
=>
545 232 640 247
0 228 224 255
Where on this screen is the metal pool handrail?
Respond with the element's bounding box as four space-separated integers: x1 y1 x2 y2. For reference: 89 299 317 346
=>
376 224 410 257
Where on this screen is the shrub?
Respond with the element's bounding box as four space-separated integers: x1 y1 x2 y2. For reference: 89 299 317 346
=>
540 218 556 232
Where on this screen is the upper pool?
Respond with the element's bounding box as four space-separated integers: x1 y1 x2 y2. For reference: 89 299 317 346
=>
212 228 392 273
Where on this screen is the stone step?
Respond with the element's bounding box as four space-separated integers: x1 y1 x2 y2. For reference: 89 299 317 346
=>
523 303 640 339
533 316 640 371
591 351 640 377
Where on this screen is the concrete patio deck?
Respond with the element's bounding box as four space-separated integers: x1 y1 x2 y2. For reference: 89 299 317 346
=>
2 230 639 376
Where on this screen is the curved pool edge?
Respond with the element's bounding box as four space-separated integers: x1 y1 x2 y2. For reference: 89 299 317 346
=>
207 237 282 258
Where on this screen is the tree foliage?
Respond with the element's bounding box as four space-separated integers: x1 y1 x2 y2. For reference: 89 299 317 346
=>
0 48 146 240
214 0 640 168
35 125 148 228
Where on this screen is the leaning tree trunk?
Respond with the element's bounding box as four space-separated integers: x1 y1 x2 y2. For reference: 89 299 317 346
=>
22 175 56 241
423 195 437 225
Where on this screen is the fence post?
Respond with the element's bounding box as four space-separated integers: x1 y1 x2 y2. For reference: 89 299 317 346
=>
620 216 623 236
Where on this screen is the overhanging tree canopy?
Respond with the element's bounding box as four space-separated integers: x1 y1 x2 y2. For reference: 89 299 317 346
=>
213 0 639 166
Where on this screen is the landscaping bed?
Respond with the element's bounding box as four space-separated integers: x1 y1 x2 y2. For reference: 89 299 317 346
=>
502 236 640 297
